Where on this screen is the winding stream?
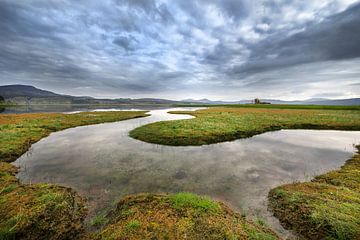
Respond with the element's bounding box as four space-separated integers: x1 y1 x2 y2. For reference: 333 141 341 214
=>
13 108 360 237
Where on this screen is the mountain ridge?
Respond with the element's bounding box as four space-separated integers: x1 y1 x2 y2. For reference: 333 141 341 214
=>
0 84 359 106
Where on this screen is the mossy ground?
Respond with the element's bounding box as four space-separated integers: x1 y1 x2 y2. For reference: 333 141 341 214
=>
91 193 279 240
0 162 86 240
268 146 360 240
129 107 360 146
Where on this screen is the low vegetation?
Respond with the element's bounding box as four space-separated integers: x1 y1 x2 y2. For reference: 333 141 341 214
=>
268 145 360 239
0 162 87 240
130 107 360 146
175 103 360 110
0 111 148 163
91 193 279 240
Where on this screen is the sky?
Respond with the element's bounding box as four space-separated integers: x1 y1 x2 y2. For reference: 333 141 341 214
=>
0 0 360 100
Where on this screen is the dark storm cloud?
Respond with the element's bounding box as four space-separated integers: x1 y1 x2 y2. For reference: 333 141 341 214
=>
229 2 360 75
113 35 138 51
0 0 359 99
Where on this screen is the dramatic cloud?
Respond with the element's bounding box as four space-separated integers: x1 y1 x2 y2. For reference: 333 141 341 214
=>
0 0 359 100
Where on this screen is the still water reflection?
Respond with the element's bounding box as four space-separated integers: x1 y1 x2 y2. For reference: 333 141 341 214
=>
0 104 170 114
13 108 359 236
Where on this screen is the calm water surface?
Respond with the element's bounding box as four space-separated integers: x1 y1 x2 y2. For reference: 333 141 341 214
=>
0 104 170 114
13 108 360 237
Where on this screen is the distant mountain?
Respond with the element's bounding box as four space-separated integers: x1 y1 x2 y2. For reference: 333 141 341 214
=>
181 98 242 104
1 85 359 105
0 85 188 105
0 85 62 98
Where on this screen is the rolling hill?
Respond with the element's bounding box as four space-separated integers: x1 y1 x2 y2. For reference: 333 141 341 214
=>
0 84 359 105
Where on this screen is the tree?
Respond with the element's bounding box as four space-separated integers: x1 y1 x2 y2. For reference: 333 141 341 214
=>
254 98 261 104
0 95 4 103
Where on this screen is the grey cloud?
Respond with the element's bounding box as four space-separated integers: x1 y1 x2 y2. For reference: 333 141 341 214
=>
115 0 157 12
229 2 360 75
113 35 138 51
0 0 359 100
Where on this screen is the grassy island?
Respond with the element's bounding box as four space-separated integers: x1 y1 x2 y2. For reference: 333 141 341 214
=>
130 106 360 146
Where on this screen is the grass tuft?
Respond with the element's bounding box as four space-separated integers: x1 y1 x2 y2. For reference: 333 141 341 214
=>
169 192 221 214
125 220 141 232
90 214 108 227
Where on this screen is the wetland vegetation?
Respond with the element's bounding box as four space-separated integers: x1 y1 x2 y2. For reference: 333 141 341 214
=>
0 162 86 240
175 104 360 110
0 105 359 239
130 106 360 146
269 146 360 239
91 193 279 240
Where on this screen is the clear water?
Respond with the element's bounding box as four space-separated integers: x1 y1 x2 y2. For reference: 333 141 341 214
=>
13 108 360 237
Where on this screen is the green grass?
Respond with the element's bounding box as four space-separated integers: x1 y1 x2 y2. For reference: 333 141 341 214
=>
0 111 149 162
169 192 220 214
268 145 360 239
130 107 360 146
125 220 141 232
245 224 277 240
90 213 108 227
175 103 360 110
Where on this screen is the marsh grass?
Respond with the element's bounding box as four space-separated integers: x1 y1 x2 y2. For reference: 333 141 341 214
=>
130 107 360 146
0 163 87 240
92 193 279 240
174 103 360 110
268 146 360 239
125 220 141 232
90 214 108 227
169 192 220 214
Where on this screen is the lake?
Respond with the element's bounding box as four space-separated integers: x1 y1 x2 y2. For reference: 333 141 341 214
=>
12 108 360 237
0 104 170 114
